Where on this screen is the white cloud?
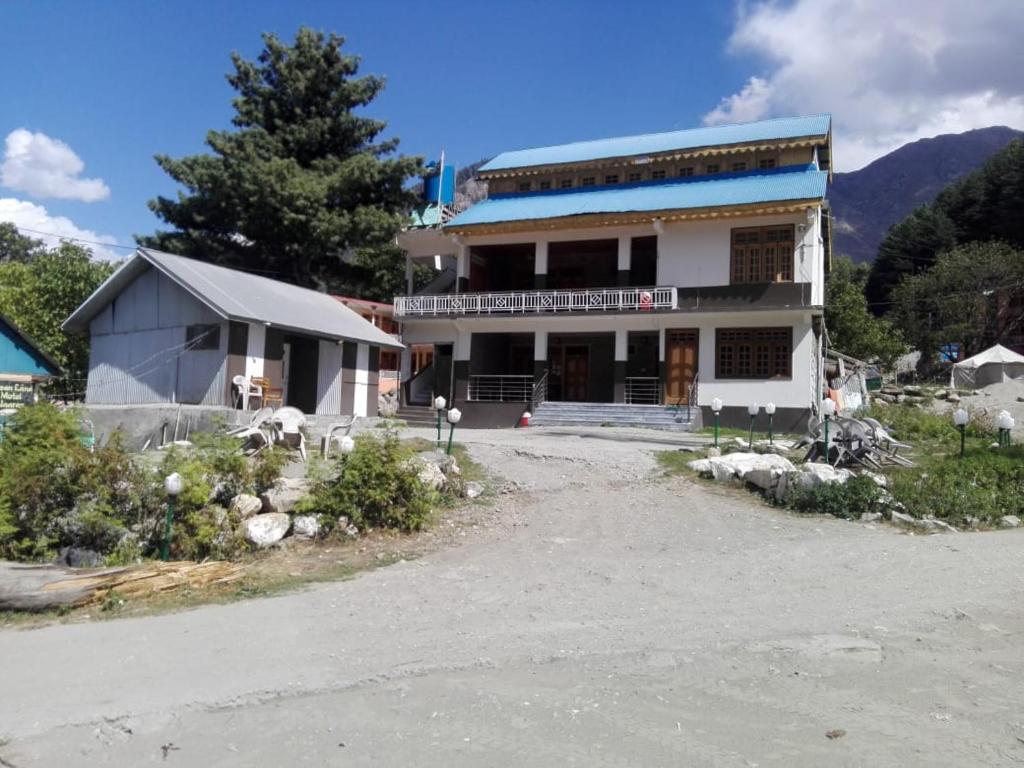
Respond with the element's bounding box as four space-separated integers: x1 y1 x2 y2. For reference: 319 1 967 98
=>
705 0 1024 170
1 128 110 202
0 198 122 261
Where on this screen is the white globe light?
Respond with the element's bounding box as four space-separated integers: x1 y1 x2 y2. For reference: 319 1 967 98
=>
952 408 969 427
821 398 837 417
447 407 462 424
747 402 759 417
711 397 723 414
433 395 447 410
998 411 1015 431
164 472 184 497
339 435 355 454
765 402 776 415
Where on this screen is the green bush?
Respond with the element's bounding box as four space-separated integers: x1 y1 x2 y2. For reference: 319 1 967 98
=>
301 426 437 533
787 475 888 520
862 404 992 451
0 404 158 560
890 447 1024 525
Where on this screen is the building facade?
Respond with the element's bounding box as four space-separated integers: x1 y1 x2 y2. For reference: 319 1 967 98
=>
396 115 832 429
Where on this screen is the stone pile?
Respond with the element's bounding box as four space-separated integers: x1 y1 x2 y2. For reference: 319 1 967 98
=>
873 384 968 406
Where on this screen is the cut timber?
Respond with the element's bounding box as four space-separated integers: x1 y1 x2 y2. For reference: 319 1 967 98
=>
0 560 245 612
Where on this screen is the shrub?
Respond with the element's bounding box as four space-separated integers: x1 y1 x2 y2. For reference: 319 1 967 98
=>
889 447 1024 525
0 404 157 560
787 475 888 520
862 404 992 451
301 426 436 532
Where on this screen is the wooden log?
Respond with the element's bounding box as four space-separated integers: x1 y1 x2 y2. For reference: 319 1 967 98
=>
0 562 128 612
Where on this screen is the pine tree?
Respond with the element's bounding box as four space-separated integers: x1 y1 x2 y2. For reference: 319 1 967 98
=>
140 28 423 298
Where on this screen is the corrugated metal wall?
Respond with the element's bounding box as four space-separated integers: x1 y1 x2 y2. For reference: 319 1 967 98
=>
315 340 343 415
86 267 228 405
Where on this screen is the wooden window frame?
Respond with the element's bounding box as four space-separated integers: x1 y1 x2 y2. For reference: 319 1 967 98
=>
518 181 532 192
604 173 620 184
705 163 720 174
539 180 551 191
758 157 777 170
715 327 792 380
731 161 747 172
627 171 642 182
678 166 694 177
560 178 574 189
650 169 666 180
581 176 596 187
729 225 795 284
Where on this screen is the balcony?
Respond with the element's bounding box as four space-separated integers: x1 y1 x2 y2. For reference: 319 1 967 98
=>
394 286 678 318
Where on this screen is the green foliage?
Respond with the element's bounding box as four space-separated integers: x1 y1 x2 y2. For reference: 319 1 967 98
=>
890 447 1024 525
0 404 158 560
0 222 46 262
0 241 115 391
889 242 1024 369
787 474 888 520
302 426 436 532
140 27 423 298
826 256 907 367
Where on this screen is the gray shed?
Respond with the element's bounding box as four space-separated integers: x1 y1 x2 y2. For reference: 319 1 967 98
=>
62 248 403 416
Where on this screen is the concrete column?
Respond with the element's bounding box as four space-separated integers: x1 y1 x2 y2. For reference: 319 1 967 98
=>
405 254 414 295
534 241 548 290
658 327 667 403
617 235 631 287
614 329 628 403
533 330 548 394
456 244 470 293
453 329 471 403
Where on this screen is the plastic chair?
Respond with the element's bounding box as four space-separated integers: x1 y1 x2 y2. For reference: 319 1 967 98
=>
272 406 307 461
321 416 357 458
250 377 283 409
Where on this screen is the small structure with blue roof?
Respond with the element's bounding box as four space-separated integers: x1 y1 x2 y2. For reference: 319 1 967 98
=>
0 313 61 409
395 115 833 430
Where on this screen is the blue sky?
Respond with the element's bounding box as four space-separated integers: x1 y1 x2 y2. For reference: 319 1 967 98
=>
2 0 1022 258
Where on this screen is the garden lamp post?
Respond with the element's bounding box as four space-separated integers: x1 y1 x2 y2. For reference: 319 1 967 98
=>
446 407 462 455
765 402 776 445
711 398 723 448
952 408 969 457
162 472 184 561
338 435 355 456
433 395 447 449
747 402 759 448
821 398 837 463
998 410 1015 447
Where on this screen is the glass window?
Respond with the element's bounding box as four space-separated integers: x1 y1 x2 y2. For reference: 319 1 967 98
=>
716 328 792 379
650 169 666 180
705 163 720 174
730 225 795 283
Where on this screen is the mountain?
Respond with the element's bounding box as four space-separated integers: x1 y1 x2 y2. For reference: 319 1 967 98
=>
830 126 1024 263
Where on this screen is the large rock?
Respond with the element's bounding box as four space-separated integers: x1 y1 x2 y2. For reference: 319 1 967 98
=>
464 481 484 499
229 493 263 519
243 513 291 547
1000 515 1021 529
414 460 446 491
260 479 310 515
775 463 853 502
292 514 323 540
687 452 795 490
411 451 460 491
416 451 460 476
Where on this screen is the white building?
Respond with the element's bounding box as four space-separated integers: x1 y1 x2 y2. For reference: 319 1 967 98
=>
396 115 832 430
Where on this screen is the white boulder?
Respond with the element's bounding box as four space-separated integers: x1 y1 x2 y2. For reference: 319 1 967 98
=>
292 514 323 540
229 493 263 519
1000 515 1021 528
243 513 291 548
260 478 309 514
688 452 795 490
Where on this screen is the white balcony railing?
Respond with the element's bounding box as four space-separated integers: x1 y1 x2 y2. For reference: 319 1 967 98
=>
394 286 677 317
468 375 534 402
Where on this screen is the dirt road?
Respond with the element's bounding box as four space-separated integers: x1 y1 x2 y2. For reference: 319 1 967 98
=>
2 427 1023 766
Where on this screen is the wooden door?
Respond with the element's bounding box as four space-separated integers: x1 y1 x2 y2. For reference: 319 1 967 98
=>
665 330 698 405
564 346 589 401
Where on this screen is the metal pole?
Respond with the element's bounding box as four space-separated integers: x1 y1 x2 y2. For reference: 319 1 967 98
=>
446 423 456 455
748 416 754 449
714 413 720 448
161 497 174 561
823 416 830 464
959 424 966 457
768 415 774 445
436 409 443 449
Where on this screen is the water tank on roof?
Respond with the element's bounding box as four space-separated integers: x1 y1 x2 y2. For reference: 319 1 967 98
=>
423 164 455 206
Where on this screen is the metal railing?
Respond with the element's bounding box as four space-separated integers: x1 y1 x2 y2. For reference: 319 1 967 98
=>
625 377 661 405
531 370 548 410
394 286 677 317
467 374 534 402
687 372 699 422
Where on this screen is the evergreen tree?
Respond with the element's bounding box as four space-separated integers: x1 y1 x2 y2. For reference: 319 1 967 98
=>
826 256 906 368
140 28 423 299
0 223 46 262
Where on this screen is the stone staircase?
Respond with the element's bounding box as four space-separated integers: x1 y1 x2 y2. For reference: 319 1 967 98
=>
395 404 440 428
530 402 701 431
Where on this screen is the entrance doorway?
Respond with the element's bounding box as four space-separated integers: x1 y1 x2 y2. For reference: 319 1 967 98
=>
665 329 699 405
563 346 589 401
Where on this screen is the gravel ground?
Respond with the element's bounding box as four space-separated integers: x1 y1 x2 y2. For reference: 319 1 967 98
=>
931 378 1024 437
2 426 1024 767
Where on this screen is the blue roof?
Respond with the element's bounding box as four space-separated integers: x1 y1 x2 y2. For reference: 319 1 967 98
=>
445 166 828 229
0 314 61 378
479 114 831 172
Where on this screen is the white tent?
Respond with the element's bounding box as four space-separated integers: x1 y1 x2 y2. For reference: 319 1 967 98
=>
950 344 1024 389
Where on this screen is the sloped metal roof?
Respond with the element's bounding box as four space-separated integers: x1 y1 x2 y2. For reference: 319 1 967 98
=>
479 114 832 172
63 248 403 349
445 166 828 229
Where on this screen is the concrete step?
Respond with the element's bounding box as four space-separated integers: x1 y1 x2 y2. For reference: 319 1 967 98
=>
531 401 699 431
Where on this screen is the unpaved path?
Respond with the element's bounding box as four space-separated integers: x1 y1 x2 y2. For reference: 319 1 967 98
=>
2 427 1023 767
